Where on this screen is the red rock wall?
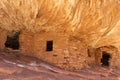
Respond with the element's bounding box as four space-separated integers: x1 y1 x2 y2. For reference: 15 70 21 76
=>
19 30 88 70
19 30 35 56
0 29 7 50
95 46 120 68
33 32 69 69
86 48 96 66
67 37 88 70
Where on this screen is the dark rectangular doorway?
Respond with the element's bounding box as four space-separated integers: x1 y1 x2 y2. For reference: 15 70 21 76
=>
101 51 111 66
46 41 53 51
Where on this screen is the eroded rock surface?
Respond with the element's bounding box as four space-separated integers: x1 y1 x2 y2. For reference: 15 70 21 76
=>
0 51 119 80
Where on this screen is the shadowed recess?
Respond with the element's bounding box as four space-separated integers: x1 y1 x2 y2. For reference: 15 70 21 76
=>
5 32 20 50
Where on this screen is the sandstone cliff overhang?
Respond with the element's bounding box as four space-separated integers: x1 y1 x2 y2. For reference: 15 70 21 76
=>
0 0 120 48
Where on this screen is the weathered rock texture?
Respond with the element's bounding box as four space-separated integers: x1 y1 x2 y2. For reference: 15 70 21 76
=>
0 0 120 70
19 30 88 69
0 28 7 50
95 46 120 68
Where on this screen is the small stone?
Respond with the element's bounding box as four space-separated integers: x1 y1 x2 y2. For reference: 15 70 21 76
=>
0 67 16 74
113 77 120 80
100 73 108 77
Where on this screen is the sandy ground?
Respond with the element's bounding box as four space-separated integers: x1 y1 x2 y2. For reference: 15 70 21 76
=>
0 51 119 80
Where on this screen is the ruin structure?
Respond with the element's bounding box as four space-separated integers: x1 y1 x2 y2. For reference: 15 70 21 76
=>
0 0 120 70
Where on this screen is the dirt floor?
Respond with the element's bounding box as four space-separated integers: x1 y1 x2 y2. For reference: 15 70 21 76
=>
0 51 119 80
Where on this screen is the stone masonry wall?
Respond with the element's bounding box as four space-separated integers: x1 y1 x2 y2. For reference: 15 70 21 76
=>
19 30 35 56
19 30 88 70
0 28 7 50
95 46 120 68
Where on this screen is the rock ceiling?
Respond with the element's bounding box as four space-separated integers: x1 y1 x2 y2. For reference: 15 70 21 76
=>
0 0 120 48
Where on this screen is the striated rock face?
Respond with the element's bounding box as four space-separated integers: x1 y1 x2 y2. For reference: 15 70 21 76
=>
0 0 120 48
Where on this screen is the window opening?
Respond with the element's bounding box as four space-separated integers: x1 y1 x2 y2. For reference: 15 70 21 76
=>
46 41 53 51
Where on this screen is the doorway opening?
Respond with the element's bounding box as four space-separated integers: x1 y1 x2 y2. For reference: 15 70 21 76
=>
101 51 111 66
5 31 20 50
